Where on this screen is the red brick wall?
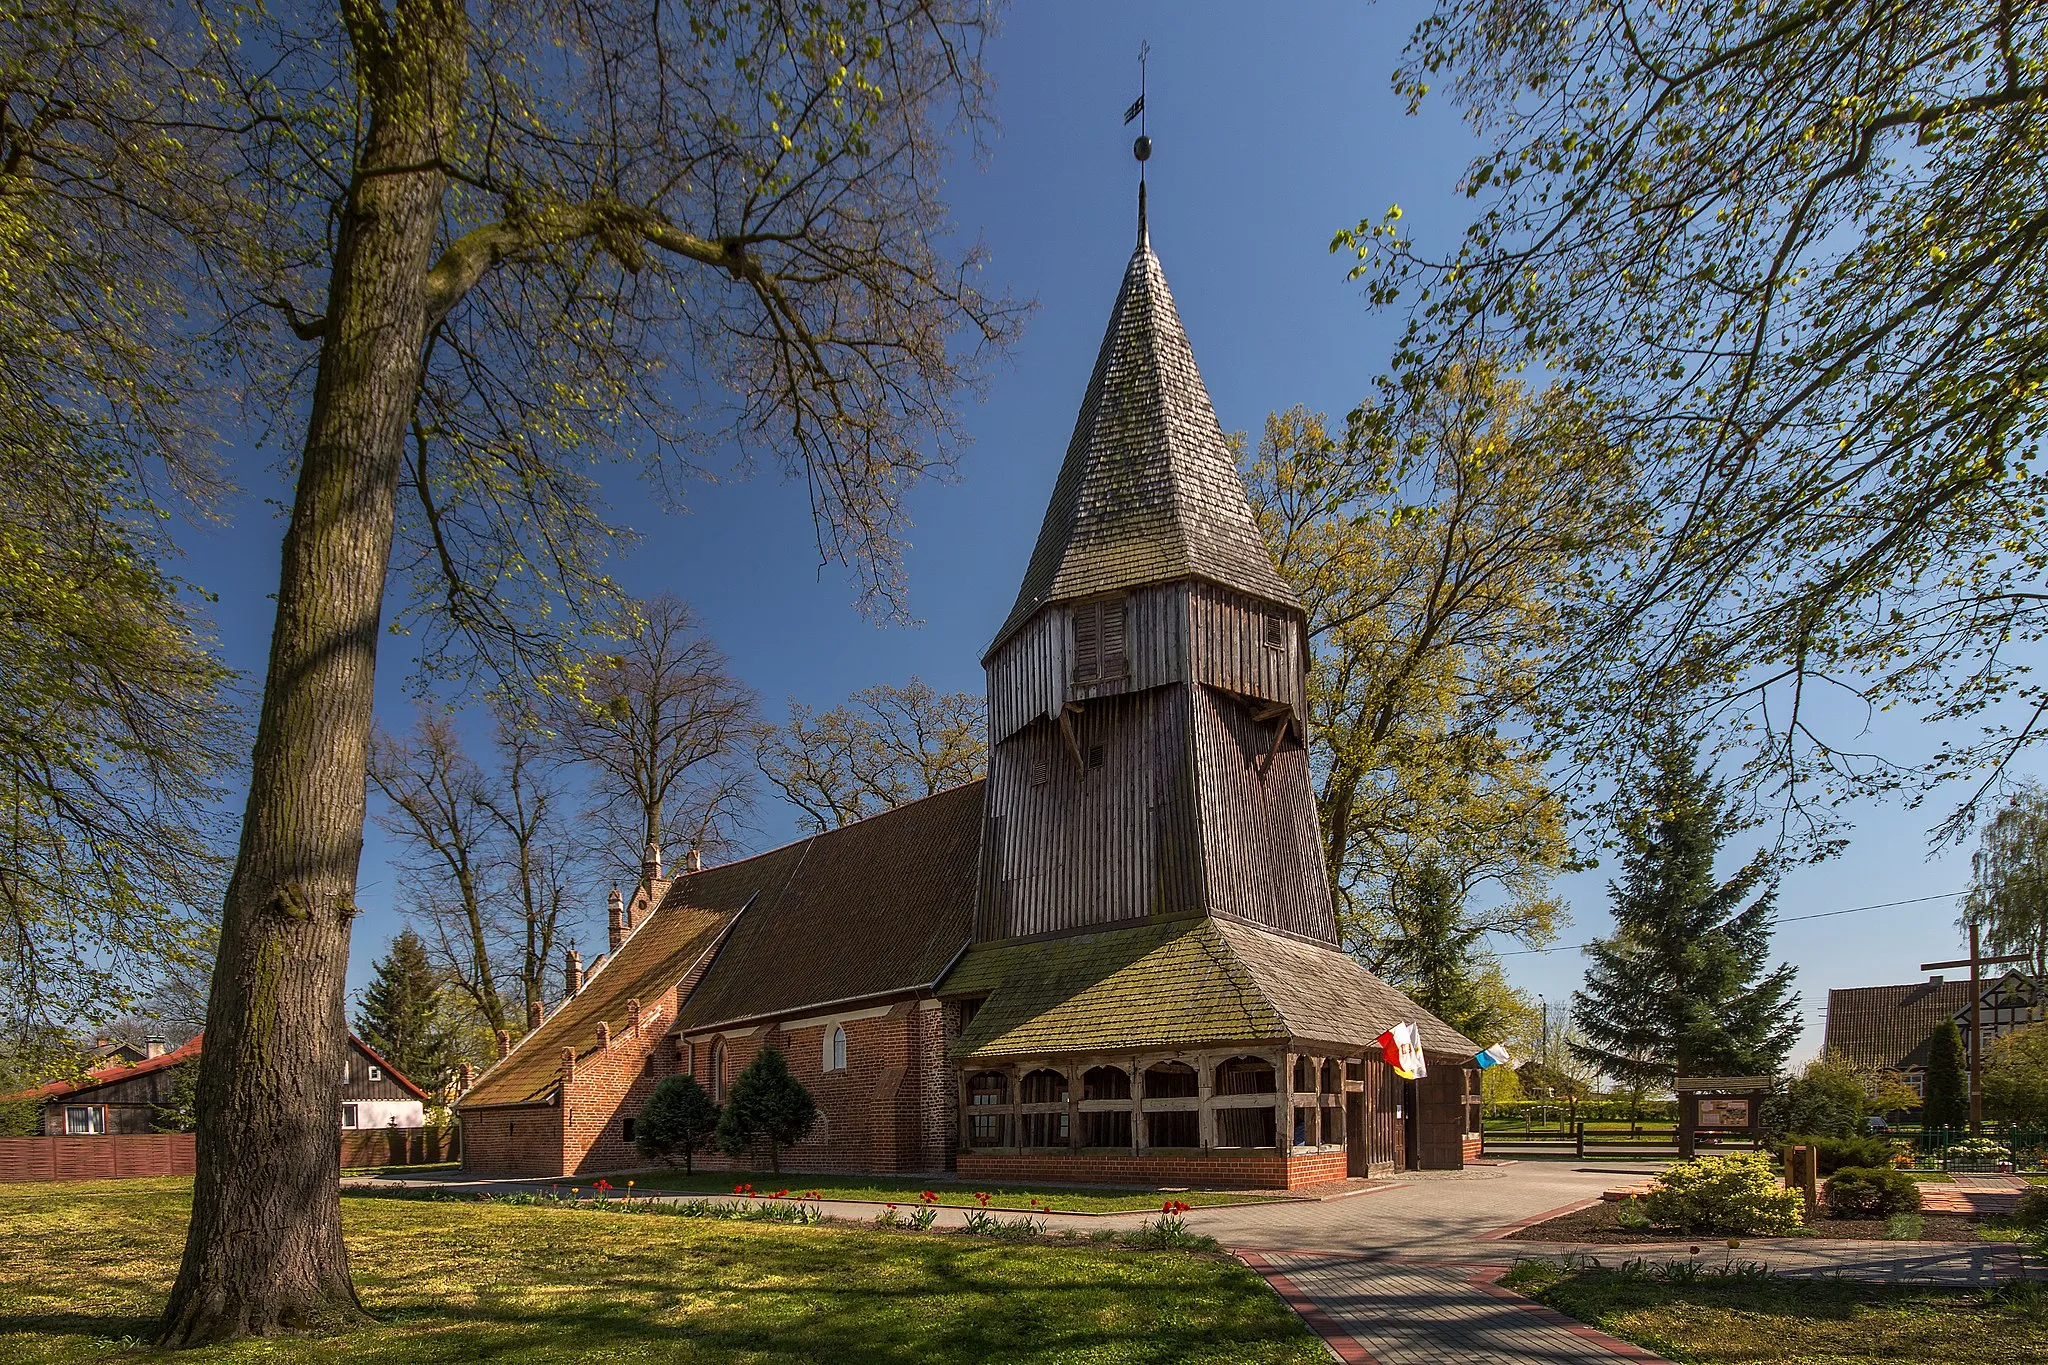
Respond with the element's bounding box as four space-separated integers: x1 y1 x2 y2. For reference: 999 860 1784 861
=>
461 1103 565 1176
0 1134 195 1181
1462 1135 1482 1163
958 1148 1346 1190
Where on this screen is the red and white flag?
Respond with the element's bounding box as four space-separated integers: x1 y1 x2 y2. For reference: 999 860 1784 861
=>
1374 1023 1427 1080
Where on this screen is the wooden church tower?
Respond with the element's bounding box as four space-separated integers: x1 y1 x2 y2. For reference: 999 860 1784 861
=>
977 213 1336 947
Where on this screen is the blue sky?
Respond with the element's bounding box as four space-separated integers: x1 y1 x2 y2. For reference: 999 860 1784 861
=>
175 2 1992 1057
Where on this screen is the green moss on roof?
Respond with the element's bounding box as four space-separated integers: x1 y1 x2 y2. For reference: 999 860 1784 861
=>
941 919 1287 1058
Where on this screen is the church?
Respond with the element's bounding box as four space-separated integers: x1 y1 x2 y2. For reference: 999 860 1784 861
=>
456 201 1483 1189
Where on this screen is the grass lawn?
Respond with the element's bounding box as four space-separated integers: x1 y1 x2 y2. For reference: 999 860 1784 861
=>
0 1179 1322 1364
1505 1262 2048 1364
612 1170 1284 1214
342 1161 462 1178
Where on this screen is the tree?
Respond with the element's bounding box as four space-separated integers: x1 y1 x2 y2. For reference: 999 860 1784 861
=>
1351 0 2048 833
1962 787 2048 976
715 1048 818 1174
1572 727 1801 1090
10 1 1023 1340
553 597 759 870
1245 368 1639 962
1373 857 1538 1046
637 1074 721 1173
0 64 238 1079
1984 1022 2048 1128
353 930 460 1096
756 677 986 831
1774 1055 1873 1140
1923 1020 1969 1132
151 1059 202 1135
370 707 593 1042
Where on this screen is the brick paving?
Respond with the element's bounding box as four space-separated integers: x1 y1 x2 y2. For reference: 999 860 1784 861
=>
1243 1251 1672 1364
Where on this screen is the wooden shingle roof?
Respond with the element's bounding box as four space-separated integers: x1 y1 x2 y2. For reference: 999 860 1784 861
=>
1823 979 1973 1070
987 231 1296 657
940 917 1476 1060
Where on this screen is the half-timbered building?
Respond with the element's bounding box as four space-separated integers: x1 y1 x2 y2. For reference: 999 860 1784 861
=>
457 211 1482 1187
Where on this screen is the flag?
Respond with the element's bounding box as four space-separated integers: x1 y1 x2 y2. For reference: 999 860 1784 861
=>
1374 1023 1428 1080
1123 94 1145 125
1474 1043 1512 1070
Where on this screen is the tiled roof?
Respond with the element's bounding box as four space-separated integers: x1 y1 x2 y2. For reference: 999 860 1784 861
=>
987 231 1296 657
1824 979 1973 1070
939 917 1476 1060
673 782 983 1030
12 1032 431 1104
460 866 763 1106
9 1034 204 1102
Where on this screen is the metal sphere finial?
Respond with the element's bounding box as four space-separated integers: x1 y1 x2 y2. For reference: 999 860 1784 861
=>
1133 135 1152 163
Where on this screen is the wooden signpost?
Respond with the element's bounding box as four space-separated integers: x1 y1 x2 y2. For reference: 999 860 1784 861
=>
1673 1075 1771 1158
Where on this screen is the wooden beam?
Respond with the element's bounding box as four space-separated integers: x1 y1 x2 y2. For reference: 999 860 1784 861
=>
1059 702 1086 777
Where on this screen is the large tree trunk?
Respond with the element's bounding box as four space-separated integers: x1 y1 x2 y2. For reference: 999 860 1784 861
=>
157 17 458 1346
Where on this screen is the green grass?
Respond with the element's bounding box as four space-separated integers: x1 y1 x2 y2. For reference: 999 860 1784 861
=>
0 1179 1322 1364
1502 1261 2048 1363
615 1170 1284 1214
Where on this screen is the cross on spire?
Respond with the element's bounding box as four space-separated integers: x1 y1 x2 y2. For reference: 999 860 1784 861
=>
1125 40 1151 238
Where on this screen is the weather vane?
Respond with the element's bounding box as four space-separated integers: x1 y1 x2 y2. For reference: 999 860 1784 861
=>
1125 40 1151 232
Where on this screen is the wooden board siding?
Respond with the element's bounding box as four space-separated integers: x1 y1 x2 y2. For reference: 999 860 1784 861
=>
1186 582 1305 719
979 689 1203 940
1190 686 1336 943
342 1039 420 1103
986 584 1190 745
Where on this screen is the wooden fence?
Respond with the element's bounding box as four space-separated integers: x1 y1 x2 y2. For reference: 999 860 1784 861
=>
1 1127 459 1182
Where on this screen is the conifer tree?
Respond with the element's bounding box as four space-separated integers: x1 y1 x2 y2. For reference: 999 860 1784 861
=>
715 1049 818 1174
637 1074 720 1173
1571 728 1800 1090
353 930 458 1095
1923 1020 1969 1132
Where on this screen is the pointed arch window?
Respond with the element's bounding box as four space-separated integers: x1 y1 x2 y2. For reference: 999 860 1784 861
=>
709 1039 728 1102
1071 597 1129 684
825 1025 848 1073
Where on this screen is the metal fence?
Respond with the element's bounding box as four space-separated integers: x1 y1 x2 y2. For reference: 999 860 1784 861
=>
1897 1125 2047 1171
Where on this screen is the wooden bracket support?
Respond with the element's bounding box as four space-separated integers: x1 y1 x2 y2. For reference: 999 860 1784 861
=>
1059 702 1086 777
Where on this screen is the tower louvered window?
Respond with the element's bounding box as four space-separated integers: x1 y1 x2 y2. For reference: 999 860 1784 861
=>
1071 597 1129 684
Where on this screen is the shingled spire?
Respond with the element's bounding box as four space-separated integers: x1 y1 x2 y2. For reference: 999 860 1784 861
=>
987 234 1295 656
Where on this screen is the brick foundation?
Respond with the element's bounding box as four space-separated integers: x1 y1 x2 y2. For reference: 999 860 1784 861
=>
958 1148 1348 1190
1462 1135 1483 1164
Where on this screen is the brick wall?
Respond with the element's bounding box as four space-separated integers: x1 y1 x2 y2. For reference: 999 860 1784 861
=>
1462 1135 1482 1164
0 1134 195 1181
461 1103 564 1176
958 1148 1345 1190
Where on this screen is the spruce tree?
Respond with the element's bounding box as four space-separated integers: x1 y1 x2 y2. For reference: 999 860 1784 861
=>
1571 727 1801 1090
353 930 459 1095
1922 1019 1969 1132
638 1074 721 1172
715 1049 818 1173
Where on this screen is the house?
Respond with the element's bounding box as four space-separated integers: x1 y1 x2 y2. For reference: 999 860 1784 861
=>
24 1033 429 1136
456 197 1484 1189
1824 970 2047 1098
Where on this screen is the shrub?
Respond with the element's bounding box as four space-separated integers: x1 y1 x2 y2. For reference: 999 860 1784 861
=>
1782 1133 1896 1175
1822 1165 1922 1219
715 1048 818 1172
2014 1185 2048 1231
1642 1153 1805 1235
1945 1136 2009 1165
636 1074 720 1172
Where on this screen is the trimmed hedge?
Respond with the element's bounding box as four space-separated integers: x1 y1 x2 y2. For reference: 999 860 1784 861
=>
1779 1133 1898 1175
1822 1166 1922 1219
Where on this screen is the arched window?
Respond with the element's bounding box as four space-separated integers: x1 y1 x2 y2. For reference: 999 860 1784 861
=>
1321 1059 1341 1094
1082 1066 1130 1101
1215 1056 1277 1095
825 1025 848 1073
1293 1056 1314 1093
709 1039 728 1102
1144 1061 1199 1098
1019 1069 1069 1104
